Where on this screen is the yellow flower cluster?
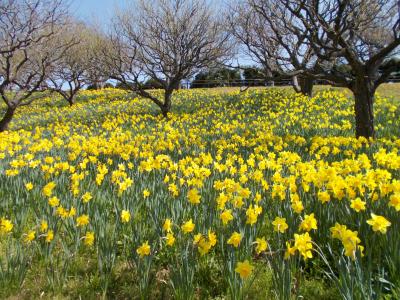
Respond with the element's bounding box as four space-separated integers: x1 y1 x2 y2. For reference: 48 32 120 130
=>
0 218 13 234
331 223 364 259
0 88 399 296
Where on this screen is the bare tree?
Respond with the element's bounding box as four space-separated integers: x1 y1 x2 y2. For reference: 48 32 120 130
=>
85 35 109 90
0 0 71 132
229 0 318 96
100 0 231 117
272 0 400 138
46 22 99 106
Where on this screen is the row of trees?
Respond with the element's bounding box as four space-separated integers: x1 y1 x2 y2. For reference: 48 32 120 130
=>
1 0 399 138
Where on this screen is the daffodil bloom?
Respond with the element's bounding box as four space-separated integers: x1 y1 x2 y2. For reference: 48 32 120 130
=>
83 231 94 247
24 230 36 244
294 233 313 260
195 233 215 256
81 192 92 203
235 260 253 279
227 231 242 248
208 230 217 247
284 241 297 259
220 209 233 225
76 215 89 227
0 218 13 234
255 237 268 254
56 206 68 219
350 198 366 212
331 223 363 259
168 183 179 197
318 191 331 204
187 188 201 205
246 205 262 225
330 223 348 239
84 232 95 246
291 200 304 214
342 230 363 258
389 193 400 211
193 233 203 244
299 213 318 232
143 189 150 198
40 220 48 233
367 213 391 234
163 218 173 233
42 182 56 197
216 192 229 210
272 217 288 233
48 196 60 207
137 241 151 257
45 230 54 243
181 219 195 234
165 233 175 246
68 207 76 217
25 182 34 191
121 210 131 223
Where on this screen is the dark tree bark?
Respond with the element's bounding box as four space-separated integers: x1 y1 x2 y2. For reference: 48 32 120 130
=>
68 95 75 106
161 90 173 117
352 77 376 139
0 106 16 132
293 75 314 97
53 89 76 107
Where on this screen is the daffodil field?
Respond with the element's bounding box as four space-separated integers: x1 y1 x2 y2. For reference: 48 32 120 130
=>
0 88 400 299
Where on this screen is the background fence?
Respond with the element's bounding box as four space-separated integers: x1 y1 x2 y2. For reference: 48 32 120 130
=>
181 74 400 89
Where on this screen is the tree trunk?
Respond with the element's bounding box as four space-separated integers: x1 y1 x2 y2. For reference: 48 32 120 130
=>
161 90 173 118
0 106 16 132
352 77 375 139
292 75 314 97
68 95 75 106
